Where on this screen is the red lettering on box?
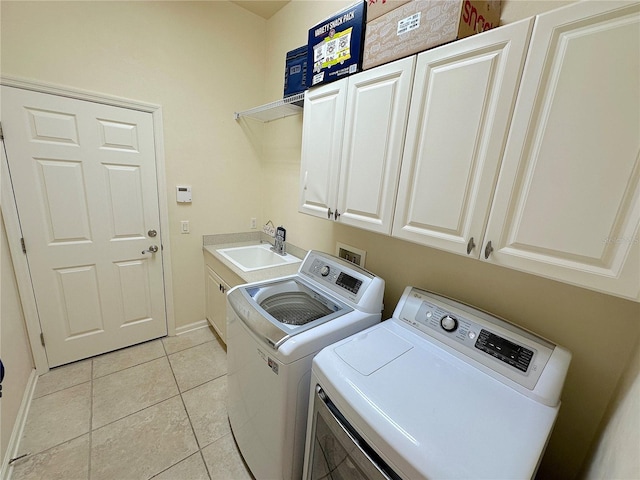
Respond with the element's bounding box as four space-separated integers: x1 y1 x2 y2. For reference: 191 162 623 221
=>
463 1 494 33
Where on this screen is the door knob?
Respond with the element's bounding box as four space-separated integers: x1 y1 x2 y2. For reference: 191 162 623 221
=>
148 229 158 237
142 245 159 254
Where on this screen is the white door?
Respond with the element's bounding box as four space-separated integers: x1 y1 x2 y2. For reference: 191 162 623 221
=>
483 2 640 301
2 86 167 367
392 19 533 255
299 79 347 220
337 56 415 234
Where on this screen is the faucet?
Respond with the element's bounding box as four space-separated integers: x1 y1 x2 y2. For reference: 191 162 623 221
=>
272 226 286 256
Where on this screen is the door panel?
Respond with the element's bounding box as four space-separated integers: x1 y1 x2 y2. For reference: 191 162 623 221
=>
483 2 640 300
299 80 347 219
2 86 167 366
392 19 534 255
338 56 415 234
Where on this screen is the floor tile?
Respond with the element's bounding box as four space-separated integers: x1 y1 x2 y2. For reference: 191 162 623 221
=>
92 356 179 429
151 452 210 480
162 325 216 355
18 382 91 456
182 376 230 447
33 360 92 399
201 433 253 480
11 434 89 480
90 396 198 480
92 339 165 379
168 341 227 392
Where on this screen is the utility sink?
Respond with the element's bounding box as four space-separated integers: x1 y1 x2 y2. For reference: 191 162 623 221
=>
216 243 302 272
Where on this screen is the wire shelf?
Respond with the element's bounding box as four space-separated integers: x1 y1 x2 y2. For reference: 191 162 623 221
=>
234 92 304 122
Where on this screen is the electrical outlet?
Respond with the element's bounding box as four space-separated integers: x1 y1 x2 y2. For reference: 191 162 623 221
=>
180 220 190 234
336 242 366 267
250 218 257 229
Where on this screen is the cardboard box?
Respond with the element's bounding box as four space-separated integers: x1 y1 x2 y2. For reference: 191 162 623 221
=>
363 0 501 70
284 45 307 102
307 1 366 87
366 0 412 22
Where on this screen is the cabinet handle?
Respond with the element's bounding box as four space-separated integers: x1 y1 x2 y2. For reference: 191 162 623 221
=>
466 237 476 255
484 241 494 259
327 208 333 219
219 284 222 292
334 209 340 220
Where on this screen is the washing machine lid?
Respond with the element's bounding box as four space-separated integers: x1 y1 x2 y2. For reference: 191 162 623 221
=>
227 275 352 349
313 320 560 479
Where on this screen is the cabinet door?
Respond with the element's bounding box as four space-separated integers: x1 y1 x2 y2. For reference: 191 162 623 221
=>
337 56 415 234
392 19 534 255
483 2 640 301
205 265 228 343
299 79 347 219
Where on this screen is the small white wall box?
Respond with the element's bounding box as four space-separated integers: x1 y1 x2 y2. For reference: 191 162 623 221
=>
176 186 192 203
336 242 366 267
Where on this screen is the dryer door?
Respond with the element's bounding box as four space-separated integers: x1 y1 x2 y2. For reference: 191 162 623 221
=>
305 386 401 480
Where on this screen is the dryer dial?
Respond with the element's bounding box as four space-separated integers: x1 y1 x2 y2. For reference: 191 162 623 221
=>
440 315 458 332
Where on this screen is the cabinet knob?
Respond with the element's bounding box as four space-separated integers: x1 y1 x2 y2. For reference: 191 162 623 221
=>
334 210 340 220
466 237 476 255
327 208 333 219
484 241 494 259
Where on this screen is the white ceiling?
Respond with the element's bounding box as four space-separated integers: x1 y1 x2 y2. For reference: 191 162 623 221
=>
230 0 291 19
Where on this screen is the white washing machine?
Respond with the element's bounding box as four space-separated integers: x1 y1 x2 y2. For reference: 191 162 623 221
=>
226 250 385 480
303 286 572 480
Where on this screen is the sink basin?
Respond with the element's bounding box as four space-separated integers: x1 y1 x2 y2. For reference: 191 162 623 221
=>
217 243 302 272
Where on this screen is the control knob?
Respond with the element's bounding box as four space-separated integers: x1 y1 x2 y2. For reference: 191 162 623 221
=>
440 315 458 332
320 265 331 277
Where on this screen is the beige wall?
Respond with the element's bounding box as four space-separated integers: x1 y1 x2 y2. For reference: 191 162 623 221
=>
0 210 34 464
1 0 268 329
2 1 639 479
581 338 640 479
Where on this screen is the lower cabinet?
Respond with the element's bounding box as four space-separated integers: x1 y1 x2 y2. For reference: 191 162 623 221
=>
204 251 243 344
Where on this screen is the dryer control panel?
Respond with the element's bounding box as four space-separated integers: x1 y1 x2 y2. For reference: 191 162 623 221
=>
395 288 560 393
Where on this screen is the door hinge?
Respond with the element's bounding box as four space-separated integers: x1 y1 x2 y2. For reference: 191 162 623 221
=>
40 332 45 347
20 237 26 254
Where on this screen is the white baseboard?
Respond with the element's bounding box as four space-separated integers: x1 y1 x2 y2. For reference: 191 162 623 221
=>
1 370 38 480
174 319 210 336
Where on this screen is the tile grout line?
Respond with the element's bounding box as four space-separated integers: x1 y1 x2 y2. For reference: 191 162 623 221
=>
164 338 214 480
88 359 94 480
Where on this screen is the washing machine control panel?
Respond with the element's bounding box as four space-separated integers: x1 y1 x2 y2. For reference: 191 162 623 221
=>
396 288 556 391
307 259 363 295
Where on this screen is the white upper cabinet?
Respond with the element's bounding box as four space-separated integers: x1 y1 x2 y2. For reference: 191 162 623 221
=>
482 1 640 301
299 56 415 233
299 79 347 219
336 56 415 233
392 18 534 255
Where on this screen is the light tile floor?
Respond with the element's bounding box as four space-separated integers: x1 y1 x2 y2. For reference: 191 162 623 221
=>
11 326 254 480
